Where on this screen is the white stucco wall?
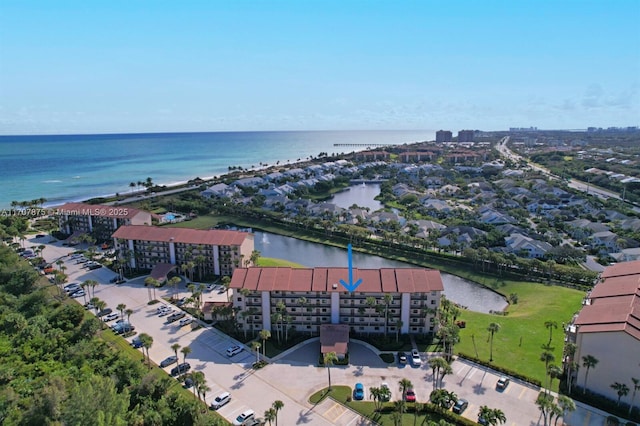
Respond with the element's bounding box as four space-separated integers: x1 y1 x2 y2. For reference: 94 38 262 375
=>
575 330 640 401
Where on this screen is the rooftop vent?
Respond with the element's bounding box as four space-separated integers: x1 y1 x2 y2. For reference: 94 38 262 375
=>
332 283 338 289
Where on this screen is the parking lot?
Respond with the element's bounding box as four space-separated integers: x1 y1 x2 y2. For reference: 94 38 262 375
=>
32 236 612 426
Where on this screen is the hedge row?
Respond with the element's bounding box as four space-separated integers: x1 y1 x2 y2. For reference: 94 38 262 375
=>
457 352 543 387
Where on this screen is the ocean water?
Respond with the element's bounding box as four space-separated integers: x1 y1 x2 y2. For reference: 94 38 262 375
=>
0 130 433 209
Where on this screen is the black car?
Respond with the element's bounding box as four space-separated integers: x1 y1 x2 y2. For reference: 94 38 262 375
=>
88 263 102 270
452 398 468 414
97 308 113 317
171 363 191 376
397 351 407 364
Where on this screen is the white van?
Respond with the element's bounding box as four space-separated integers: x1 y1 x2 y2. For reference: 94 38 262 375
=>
210 391 231 410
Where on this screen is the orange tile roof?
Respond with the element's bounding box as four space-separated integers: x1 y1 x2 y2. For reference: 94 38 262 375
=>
112 225 250 246
230 267 444 293
576 261 640 340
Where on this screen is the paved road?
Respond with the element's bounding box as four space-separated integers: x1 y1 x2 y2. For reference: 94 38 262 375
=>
29 235 622 426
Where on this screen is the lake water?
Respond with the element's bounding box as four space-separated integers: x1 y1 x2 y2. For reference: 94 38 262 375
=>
330 184 383 211
254 231 508 313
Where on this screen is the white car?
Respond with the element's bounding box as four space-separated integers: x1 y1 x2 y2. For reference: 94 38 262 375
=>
411 349 422 365
103 312 119 322
226 345 242 357
233 409 255 425
178 317 193 327
158 308 174 317
210 392 231 410
156 305 171 314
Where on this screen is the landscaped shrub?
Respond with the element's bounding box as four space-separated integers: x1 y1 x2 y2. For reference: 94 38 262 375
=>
379 353 395 363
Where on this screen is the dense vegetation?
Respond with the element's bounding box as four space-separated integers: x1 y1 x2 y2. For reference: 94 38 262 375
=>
0 241 227 425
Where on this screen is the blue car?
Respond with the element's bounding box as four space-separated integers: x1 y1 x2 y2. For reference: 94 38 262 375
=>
131 337 143 348
354 383 365 400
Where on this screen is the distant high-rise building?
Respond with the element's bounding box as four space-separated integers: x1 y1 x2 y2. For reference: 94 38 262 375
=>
435 130 452 143
457 130 474 142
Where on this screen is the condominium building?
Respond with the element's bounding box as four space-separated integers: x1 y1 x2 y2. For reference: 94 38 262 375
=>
57 202 152 242
567 260 640 401
457 130 474 142
112 225 254 278
231 267 444 336
436 130 453 143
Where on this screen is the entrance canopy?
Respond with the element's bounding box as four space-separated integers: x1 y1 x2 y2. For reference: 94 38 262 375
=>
320 324 349 357
149 263 177 283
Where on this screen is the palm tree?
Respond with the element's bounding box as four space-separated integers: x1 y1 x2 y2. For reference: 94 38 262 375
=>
129 182 136 194
168 276 182 300
171 343 181 365
629 378 640 417
428 356 449 389
582 354 598 393
139 333 153 368
191 371 206 400
144 277 160 301
116 303 126 321
399 378 413 401
383 293 393 336
548 364 563 392
259 329 271 358
221 276 232 301
181 346 192 366
323 351 338 390
544 320 558 344
251 341 261 364
125 308 133 325
83 279 98 300
611 382 630 406
272 400 284 426
264 408 276 426
555 395 576 426
487 322 500 362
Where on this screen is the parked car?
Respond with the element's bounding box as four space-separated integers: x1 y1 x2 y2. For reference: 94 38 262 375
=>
70 290 85 298
88 263 102 270
131 337 143 348
156 305 171 314
84 302 95 310
206 283 216 291
210 392 231 410
103 312 119 322
175 297 187 307
411 349 422 366
233 409 255 425
178 317 193 327
183 376 194 388
166 312 186 323
452 398 469 414
397 351 407 364
97 308 113 317
405 388 416 402
170 362 191 376
226 345 242 357
64 283 81 292
496 376 510 390
353 383 365 400
160 356 178 367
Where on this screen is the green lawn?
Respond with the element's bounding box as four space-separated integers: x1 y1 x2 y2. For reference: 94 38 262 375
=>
453 280 584 389
257 257 305 268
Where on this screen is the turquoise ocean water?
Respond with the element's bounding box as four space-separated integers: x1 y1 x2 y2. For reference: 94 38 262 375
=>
0 130 433 209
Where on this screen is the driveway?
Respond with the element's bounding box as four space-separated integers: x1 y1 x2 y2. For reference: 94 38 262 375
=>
34 235 615 426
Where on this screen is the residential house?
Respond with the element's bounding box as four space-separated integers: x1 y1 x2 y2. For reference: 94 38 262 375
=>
504 233 552 258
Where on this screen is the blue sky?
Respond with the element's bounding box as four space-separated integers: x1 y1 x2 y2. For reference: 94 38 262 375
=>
0 0 638 134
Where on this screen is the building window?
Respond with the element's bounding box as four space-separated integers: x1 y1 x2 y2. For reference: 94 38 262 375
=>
431 300 435 305
237 297 242 302
322 308 327 312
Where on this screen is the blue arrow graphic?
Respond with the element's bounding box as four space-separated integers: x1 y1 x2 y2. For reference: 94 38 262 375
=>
339 243 362 292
